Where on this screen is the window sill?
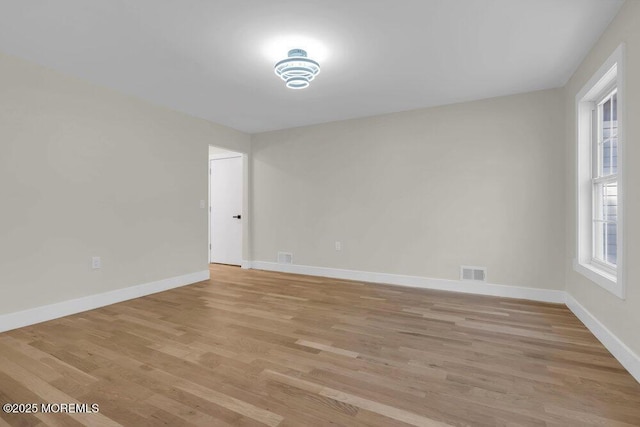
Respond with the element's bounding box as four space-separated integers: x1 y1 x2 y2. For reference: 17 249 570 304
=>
573 259 625 299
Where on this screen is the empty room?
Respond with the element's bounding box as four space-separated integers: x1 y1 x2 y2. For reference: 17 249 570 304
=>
1 0 639 426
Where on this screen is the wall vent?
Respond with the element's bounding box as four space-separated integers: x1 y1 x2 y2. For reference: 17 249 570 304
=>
460 266 486 282
277 252 293 264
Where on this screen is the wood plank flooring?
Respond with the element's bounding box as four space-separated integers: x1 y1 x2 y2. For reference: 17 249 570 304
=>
1 264 639 426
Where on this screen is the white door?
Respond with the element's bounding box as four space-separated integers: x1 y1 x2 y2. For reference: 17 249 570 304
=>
210 155 243 265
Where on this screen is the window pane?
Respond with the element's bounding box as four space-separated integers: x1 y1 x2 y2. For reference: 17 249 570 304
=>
611 93 618 174
593 181 617 266
606 222 617 265
599 93 618 177
594 218 605 261
603 98 611 122
603 138 612 176
604 181 618 222
611 136 618 174
602 182 618 265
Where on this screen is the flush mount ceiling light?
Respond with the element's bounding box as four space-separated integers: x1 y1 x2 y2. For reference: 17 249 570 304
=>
274 48 320 89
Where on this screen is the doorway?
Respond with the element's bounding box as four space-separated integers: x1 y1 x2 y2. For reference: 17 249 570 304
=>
209 147 244 266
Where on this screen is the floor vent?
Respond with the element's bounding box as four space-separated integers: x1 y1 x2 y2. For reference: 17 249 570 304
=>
277 252 293 264
460 266 486 282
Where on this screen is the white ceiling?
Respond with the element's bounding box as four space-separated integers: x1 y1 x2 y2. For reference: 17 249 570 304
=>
0 0 624 133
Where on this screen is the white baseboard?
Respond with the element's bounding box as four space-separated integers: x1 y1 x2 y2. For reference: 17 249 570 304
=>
0 270 210 334
248 261 565 304
565 294 640 383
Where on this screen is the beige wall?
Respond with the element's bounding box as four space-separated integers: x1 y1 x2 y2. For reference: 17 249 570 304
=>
251 89 565 290
564 1 640 356
0 52 250 316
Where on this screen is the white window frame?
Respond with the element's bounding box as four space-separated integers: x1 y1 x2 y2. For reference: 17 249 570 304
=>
574 44 625 299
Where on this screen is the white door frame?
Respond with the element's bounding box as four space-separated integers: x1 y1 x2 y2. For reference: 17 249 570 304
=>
208 149 249 268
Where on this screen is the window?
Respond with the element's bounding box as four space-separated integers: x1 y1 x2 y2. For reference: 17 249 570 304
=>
575 44 625 299
593 89 618 270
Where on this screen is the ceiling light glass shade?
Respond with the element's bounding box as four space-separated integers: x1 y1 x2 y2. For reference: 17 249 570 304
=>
274 49 320 89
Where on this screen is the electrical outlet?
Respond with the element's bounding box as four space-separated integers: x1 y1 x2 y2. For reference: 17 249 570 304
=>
200 199 206 209
277 252 293 264
335 241 342 251
92 256 101 269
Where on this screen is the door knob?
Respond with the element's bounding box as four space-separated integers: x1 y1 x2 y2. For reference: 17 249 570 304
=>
232 215 241 219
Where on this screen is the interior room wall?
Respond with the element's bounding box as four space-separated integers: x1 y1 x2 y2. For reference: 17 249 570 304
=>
251 88 565 291
563 0 640 357
0 51 250 317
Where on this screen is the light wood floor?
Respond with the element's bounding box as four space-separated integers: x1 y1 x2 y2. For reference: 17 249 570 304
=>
1 265 639 426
